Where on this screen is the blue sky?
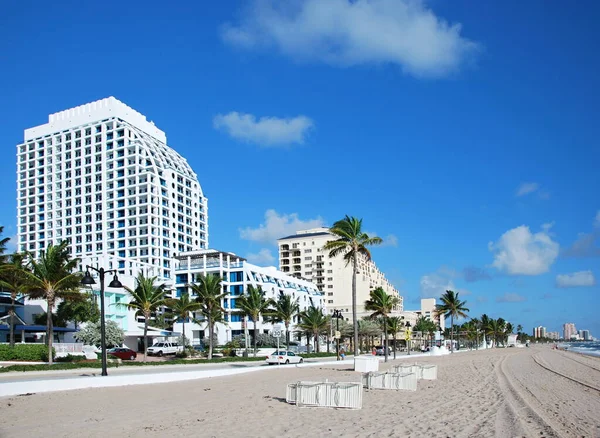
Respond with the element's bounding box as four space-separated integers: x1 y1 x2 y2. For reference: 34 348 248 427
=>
1 0 598 336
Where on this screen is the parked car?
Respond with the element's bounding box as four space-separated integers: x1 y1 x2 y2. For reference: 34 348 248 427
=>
266 350 304 365
375 346 391 356
107 347 137 361
146 342 182 357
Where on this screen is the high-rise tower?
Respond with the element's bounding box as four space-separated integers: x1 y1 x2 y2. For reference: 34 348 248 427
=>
16 97 208 280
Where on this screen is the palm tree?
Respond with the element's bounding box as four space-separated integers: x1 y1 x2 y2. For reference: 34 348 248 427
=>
188 274 227 359
386 316 403 359
364 287 399 362
22 242 83 364
435 290 469 353
297 305 328 353
323 216 382 356
267 294 300 350
0 253 28 347
236 285 274 356
166 292 201 349
485 318 503 347
516 324 523 341
358 318 382 353
123 273 169 362
0 226 10 263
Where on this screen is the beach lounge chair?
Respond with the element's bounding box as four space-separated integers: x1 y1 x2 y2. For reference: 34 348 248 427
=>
286 380 362 409
362 371 417 391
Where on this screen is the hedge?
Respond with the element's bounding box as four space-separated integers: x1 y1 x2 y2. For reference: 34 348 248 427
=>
0 344 55 362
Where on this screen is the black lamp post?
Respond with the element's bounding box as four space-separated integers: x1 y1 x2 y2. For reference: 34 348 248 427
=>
405 321 412 356
81 266 123 376
332 309 343 361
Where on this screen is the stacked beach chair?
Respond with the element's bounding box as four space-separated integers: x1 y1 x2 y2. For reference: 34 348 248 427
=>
285 362 438 409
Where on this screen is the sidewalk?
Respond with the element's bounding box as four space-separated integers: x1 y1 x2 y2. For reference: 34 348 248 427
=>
0 358 351 398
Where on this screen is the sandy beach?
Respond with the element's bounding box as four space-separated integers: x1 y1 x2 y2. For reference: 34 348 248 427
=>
2 346 599 438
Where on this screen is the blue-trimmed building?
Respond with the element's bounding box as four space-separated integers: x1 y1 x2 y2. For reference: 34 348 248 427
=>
173 249 326 346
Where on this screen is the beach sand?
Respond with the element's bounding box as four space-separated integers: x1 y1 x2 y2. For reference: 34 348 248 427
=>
2 346 599 438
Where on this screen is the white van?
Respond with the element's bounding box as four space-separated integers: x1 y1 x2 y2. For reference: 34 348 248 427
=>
146 342 182 356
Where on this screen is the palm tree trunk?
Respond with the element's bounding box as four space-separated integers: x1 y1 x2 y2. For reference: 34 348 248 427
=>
182 317 186 349
285 322 290 350
208 315 214 360
384 317 388 362
352 253 358 356
143 319 149 362
393 333 397 359
450 315 454 353
46 301 54 365
253 319 258 357
9 295 15 347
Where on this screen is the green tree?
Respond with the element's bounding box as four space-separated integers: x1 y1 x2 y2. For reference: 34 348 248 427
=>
236 285 274 357
56 294 100 329
122 273 169 362
297 305 328 353
435 290 469 353
267 294 300 349
166 292 201 348
364 287 399 362
357 318 382 353
0 226 9 263
386 316 404 359
516 324 523 341
413 316 437 351
73 320 125 348
0 252 28 347
189 274 227 359
323 216 382 356
22 241 83 365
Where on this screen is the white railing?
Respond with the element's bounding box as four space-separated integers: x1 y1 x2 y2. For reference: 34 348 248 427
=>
53 343 84 354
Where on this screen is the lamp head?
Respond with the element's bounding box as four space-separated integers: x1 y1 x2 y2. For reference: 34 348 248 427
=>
108 273 123 288
81 270 96 286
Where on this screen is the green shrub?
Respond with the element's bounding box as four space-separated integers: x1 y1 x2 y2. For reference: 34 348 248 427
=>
0 344 55 361
55 354 88 363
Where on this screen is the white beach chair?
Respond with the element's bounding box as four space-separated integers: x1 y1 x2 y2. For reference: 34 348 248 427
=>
286 381 362 409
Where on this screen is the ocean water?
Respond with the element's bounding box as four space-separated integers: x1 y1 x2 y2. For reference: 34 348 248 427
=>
562 341 600 358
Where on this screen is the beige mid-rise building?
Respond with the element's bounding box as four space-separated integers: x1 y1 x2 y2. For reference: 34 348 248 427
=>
277 227 402 318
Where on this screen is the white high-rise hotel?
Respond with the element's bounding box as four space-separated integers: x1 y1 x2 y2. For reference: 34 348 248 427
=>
16 97 208 279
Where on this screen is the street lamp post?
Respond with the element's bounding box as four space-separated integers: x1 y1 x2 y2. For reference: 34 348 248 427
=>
332 309 343 361
405 321 412 356
81 266 123 376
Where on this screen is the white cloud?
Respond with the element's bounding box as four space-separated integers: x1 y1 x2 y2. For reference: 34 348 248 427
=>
419 266 468 299
240 209 325 244
221 0 479 78
516 182 539 197
556 271 596 288
496 293 526 303
488 225 559 275
213 112 314 147
382 234 398 247
246 248 276 265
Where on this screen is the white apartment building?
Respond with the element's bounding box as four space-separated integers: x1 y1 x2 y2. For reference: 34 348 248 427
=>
533 326 547 339
16 97 208 281
173 250 325 346
563 323 577 340
277 228 402 319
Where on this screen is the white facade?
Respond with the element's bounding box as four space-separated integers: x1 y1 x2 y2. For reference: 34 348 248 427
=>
16 97 208 281
277 228 402 319
172 249 326 346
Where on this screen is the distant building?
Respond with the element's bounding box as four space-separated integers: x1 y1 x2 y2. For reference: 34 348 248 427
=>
277 227 401 320
546 331 560 340
563 323 577 340
579 330 591 341
533 326 546 338
173 249 325 346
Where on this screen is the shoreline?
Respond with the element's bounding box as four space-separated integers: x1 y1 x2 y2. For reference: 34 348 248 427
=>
1 346 598 438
